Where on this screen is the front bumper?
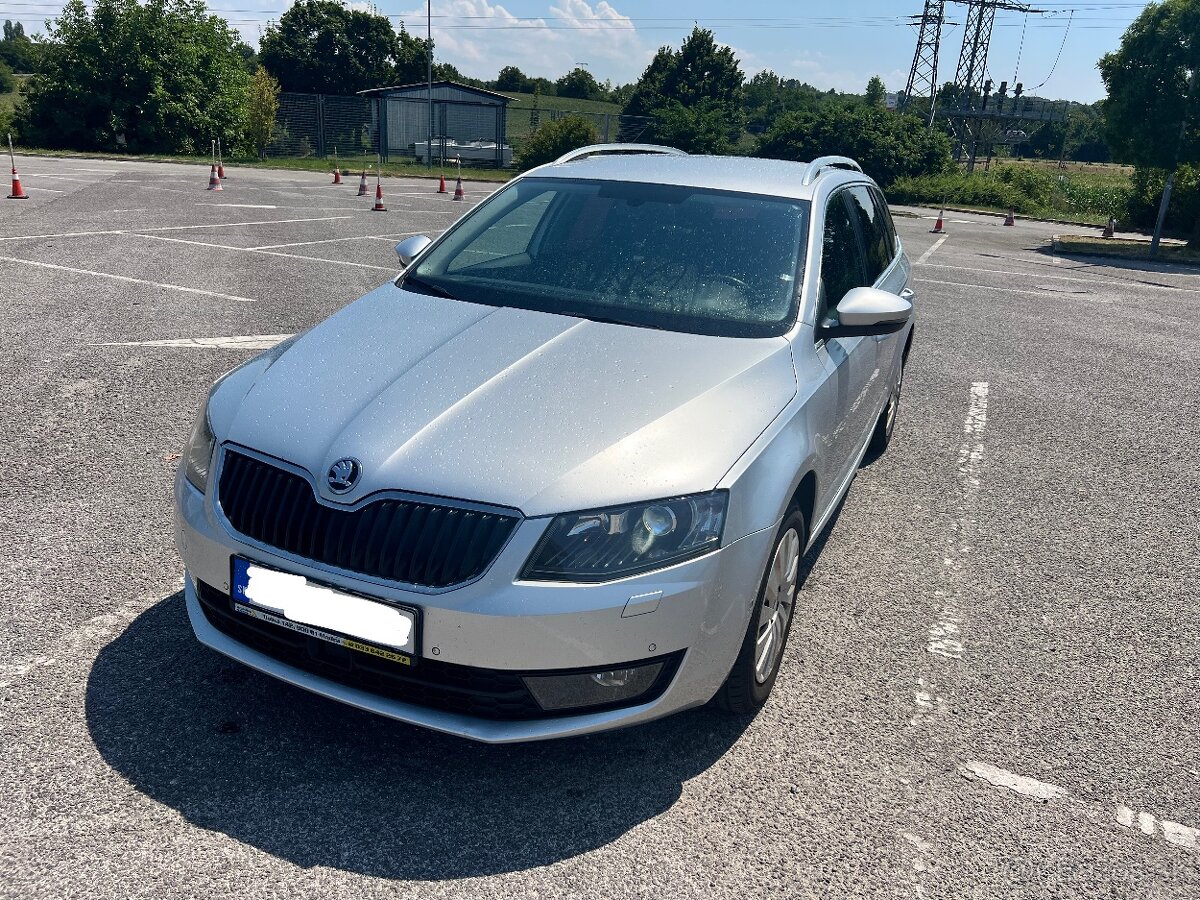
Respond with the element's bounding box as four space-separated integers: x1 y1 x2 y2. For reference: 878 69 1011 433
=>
175 468 775 742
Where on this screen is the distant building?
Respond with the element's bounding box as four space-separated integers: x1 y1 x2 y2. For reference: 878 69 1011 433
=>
358 81 512 166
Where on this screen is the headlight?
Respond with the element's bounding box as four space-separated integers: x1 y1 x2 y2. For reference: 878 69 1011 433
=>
182 400 215 494
522 491 727 582
180 334 301 495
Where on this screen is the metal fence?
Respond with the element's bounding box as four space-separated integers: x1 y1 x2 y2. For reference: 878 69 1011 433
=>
504 107 655 150
266 93 380 164
265 91 655 168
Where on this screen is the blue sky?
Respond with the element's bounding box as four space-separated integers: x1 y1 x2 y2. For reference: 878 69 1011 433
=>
4 1 1153 102
387 0 1151 103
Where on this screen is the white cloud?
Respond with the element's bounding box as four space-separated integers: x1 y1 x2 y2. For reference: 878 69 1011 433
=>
401 0 651 85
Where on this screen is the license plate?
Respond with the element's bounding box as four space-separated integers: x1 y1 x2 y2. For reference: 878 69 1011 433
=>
230 556 418 665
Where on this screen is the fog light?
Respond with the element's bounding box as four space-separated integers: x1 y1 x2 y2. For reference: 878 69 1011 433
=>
592 669 633 688
523 661 665 711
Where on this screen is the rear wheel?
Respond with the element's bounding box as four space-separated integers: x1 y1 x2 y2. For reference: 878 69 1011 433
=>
717 509 806 714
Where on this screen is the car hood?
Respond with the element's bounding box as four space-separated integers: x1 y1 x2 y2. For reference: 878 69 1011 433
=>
221 283 796 516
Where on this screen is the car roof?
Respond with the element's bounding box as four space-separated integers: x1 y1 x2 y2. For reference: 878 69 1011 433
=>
524 153 870 202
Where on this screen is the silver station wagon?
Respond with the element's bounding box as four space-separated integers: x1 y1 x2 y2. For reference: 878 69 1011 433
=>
174 146 915 742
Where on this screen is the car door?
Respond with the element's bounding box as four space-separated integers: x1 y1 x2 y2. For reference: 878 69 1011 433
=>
813 188 879 495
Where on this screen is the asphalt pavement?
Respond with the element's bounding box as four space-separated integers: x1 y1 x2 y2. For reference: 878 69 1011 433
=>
1 156 1197 899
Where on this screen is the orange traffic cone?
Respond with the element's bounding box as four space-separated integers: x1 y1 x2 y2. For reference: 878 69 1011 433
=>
6 134 28 199
207 164 223 191
1003 208 1016 226
452 176 465 201
930 208 945 234
332 167 342 185
437 173 447 194
357 171 368 196
371 175 386 212
1102 217 1115 239
7 167 27 199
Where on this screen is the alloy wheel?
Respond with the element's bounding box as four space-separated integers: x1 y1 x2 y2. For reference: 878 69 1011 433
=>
755 527 801 684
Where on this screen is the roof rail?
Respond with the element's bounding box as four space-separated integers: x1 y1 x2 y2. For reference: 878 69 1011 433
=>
554 143 688 164
801 156 864 186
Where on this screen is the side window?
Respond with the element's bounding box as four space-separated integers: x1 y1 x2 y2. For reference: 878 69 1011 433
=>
818 192 869 326
446 190 554 272
845 185 893 283
870 187 898 260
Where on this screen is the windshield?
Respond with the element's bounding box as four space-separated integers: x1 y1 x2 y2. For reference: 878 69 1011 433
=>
406 177 810 338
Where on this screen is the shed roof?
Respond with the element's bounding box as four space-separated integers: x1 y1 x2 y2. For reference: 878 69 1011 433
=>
357 81 510 103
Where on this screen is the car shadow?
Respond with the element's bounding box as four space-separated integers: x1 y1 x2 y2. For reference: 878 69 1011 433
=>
85 592 752 879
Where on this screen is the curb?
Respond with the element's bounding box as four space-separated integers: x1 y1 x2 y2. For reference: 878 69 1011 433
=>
1051 235 1200 270
11 149 512 185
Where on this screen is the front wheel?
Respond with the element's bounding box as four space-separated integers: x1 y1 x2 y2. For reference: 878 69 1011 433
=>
717 509 806 714
867 355 905 457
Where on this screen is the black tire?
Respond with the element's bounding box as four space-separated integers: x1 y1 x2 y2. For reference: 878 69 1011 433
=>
867 356 905 457
717 508 807 714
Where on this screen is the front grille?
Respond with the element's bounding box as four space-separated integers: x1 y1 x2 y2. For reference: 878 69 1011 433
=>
217 449 518 589
196 581 682 720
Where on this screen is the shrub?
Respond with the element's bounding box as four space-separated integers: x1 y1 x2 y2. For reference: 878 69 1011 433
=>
754 104 953 186
515 115 599 170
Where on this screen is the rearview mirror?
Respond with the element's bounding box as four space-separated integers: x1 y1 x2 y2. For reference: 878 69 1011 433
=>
819 287 913 339
395 234 433 268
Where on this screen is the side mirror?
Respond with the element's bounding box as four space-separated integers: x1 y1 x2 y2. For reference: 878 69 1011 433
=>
395 234 432 268
819 287 913 339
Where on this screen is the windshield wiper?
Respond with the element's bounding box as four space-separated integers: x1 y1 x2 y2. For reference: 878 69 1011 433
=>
402 274 457 300
576 312 669 331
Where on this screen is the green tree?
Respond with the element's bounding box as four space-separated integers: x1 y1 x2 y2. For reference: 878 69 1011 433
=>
259 0 427 95
516 115 598 169
0 57 13 94
1099 0 1200 245
864 76 886 109
245 64 280 158
17 0 249 153
1 19 39 72
652 100 734 154
556 66 601 101
755 105 953 186
624 28 743 118
624 28 744 149
495 65 532 92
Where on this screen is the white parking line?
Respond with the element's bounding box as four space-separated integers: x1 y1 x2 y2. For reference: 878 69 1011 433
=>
0 216 356 244
917 260 1200 294
960 762 1067 801
248 231 424 250
916 236 948 265
1117 805 1200 850
127 231 397 272
0 255 256 301
142 215 355 233
917 277 1100 300
99 334 293 350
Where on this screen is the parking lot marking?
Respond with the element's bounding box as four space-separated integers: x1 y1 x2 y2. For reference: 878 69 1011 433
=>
916 236 948 265
208 203 279 209
99 335 293 350
248 232 424 250
0 255 256 302
140 215 355 233
1116 806 1200 850
918 260 1200 294
0 229 123 243
960 762 1068 801
127 232 399 272
917 277 1095 299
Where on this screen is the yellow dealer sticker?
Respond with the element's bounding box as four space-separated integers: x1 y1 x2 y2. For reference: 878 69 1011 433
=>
234 602 414 666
